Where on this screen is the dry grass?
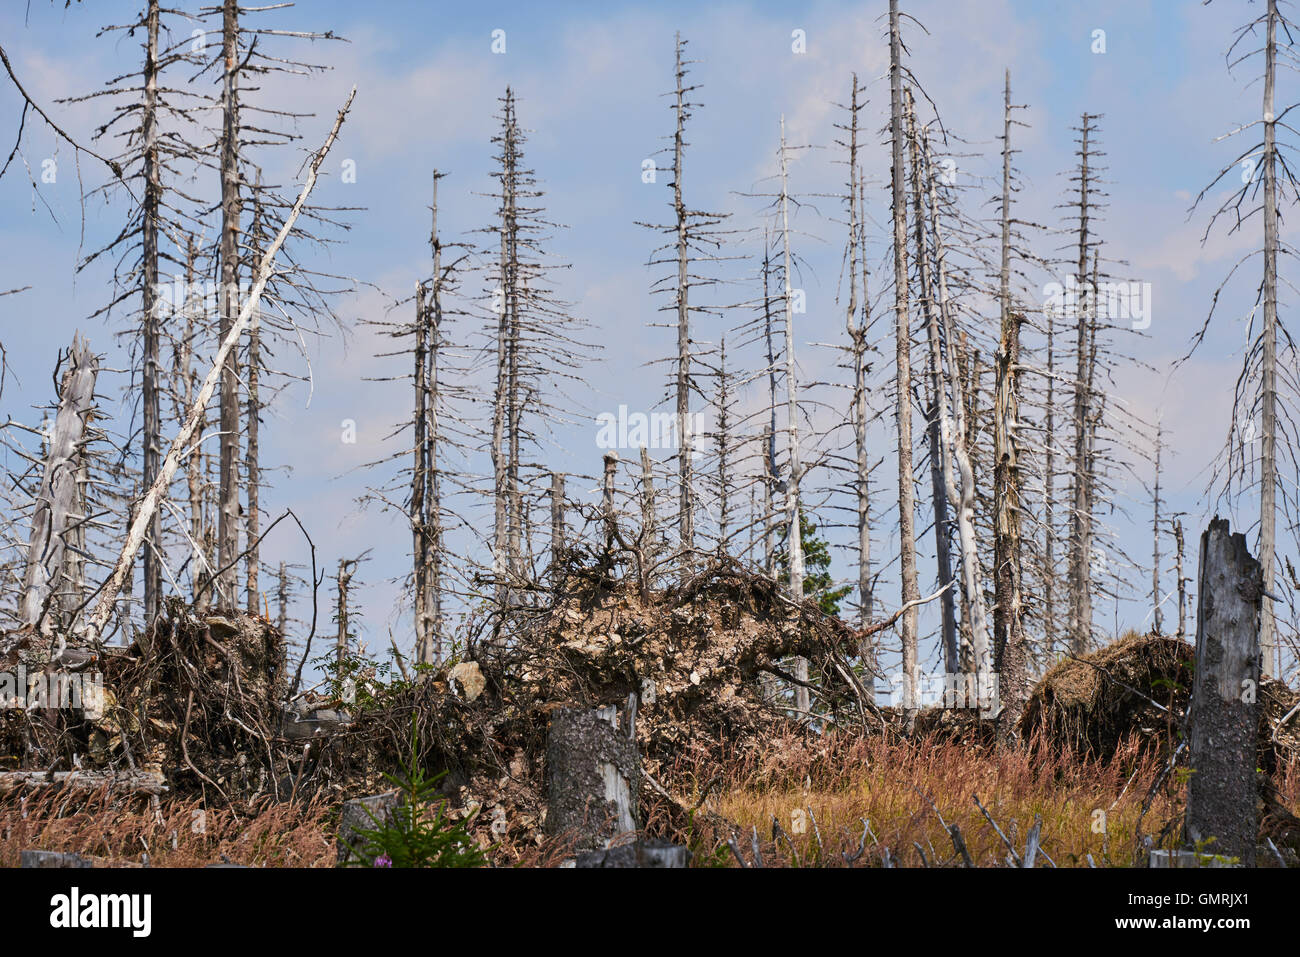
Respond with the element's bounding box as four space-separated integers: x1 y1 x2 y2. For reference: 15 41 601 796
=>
6 728 1299 867
648 728 1300 867
0 789 336 867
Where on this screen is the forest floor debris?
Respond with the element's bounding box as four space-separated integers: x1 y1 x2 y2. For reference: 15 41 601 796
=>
2 563 1299 865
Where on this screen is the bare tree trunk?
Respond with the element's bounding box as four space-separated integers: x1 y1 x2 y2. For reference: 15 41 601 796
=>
335 558 354 667
715 337 730 551
778 116 808 715
551 471 565 575
639 445 658 566
854 175 875 698
1043 306 1056 657
1152 422 1164 635
1175 519 1187 639
412 281 432 661
82 90 354 642
603 452 619 548
889 0 920 711
924 128 991 682
1068 114 1098 656
141 0 163 623
492 93 518 633
216 0 243 609
276 560 289 634
906 90 959 672
22 336 98 631
762 233 779 581
994 70 1028 737
1260 0 1280 679
177 236 206 600
672 35 694 558
1185 518 1262 866
244 201 262 615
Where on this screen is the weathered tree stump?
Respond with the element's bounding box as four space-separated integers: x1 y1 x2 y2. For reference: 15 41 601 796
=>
544 698 639 852
336 790 400 865
1185 518 1263 866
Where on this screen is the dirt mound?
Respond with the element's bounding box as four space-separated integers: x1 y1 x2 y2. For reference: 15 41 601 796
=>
1020 632 1300 765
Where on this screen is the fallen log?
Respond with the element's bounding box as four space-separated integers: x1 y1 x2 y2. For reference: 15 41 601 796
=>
0 770 168 796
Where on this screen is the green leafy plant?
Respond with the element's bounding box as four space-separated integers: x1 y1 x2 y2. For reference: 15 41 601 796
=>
347 714 488 868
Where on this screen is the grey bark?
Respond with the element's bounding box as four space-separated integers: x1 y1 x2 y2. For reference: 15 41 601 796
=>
544 701 639 852
216 0 242 609
21 336 98 631
889 0 920 710
1185 517 1262 866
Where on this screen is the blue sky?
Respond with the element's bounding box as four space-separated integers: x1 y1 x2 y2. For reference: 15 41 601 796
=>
0 1 1290 683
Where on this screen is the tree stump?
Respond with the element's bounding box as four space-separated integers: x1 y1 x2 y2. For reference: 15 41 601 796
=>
336 790 400 865
1185 518 1263 866
544 699 639 852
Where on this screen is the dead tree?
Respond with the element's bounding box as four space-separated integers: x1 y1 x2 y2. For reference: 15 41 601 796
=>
483 88 596 635
1189 0 1300 679
831 78 878 690
777 115 809 713
20 336 99 631
1065 113 1104 656
68 1 213 621
1174 518 1187 638
921 121 991 683
993 70 1029 736
82 88 355 643
637 36 729 561
1151 421 1165 634
1185 518 1262 865
335 557 357 667
906 89 959 672
215 0 242 607
889 0 921 709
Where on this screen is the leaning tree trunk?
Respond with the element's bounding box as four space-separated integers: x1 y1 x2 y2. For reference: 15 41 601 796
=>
21 336 98 631
1185 517 1262 866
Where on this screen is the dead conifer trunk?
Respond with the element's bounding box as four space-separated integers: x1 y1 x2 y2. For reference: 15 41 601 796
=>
1260 0 1280 678
906 90 959 672
216 0 243 609
889 0 920 710
1067 114 1099 655
1175 519 1187 639
672 35 694 558
244 200 263 616
993 70 1028 737
141 0 163 623
335 558 355 668
21 336 98 631
1185 518 1262 866
551 471 565 573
